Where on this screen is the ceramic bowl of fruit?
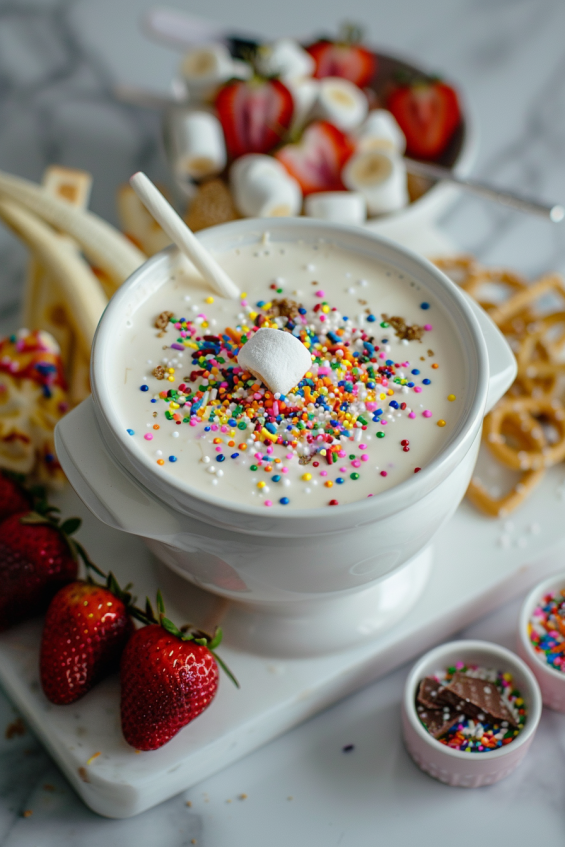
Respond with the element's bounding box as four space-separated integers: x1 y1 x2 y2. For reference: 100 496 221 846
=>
164 25 474 235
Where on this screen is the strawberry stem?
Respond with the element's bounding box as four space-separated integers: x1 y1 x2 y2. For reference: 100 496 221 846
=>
141 591 240 688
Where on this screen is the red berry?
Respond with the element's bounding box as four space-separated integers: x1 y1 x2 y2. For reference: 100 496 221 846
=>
386 80 462 160
275 121 354 195
0 512 78 631
0 472 30 523
40 581 134 705
305 40 376 88
216 78 294 159
120 625 219 751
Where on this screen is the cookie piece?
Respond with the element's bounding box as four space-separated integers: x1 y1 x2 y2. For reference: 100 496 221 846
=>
184 178 239 232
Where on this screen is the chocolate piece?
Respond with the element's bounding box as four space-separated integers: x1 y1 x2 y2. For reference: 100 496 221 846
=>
417 676 445 709
438 672 518 727
416 705 460 739
154 311 173 331
381 313 424 342
265 299 303 322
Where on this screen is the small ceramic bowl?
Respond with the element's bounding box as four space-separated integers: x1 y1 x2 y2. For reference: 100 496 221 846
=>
402 639 542 788
518 574 565 712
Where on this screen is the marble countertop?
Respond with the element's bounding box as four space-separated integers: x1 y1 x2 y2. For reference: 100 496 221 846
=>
0 0 564 843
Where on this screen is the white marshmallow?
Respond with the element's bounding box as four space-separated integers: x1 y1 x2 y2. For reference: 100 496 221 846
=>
179 43 247 101
238 328 311 396
230 155 302 218
285 77 319 132
342 149 408 215
166 108 227 180
314 77 368 131
256 38 315 81
230 154 287 187
355 109 406 153
304 191 367 224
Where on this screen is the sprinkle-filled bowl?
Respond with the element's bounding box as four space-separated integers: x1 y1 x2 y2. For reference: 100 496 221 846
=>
518 574 565 712
402 640 541 788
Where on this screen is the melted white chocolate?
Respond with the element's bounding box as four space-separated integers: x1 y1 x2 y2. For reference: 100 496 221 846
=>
111 237 466 509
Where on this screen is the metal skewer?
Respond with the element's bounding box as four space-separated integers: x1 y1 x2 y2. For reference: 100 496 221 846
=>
404 157 564 222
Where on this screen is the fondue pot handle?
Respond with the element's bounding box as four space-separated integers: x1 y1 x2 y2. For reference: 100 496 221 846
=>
55 397 181 538
464 295 517 413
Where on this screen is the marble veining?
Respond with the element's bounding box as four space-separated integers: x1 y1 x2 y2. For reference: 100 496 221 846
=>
0 0 564 843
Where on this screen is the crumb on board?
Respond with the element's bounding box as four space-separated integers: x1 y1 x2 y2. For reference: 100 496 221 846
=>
5 717 26 739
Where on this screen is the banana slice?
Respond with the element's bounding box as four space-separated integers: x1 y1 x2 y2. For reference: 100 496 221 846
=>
315 77 368 131
256 38 315 81
179 43 247 101
165 106 227 181
355 109 406 153
304 191 367 224
342 150 408 216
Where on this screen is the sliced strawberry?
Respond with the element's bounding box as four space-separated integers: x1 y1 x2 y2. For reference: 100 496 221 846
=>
275 121 355 195
216 78 294 160
386 81 462 160
305 40 376 88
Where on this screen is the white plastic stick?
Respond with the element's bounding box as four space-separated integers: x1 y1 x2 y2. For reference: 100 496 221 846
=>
129 171 239 299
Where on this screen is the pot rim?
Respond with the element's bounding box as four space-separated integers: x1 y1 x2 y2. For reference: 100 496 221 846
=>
91 218 488 523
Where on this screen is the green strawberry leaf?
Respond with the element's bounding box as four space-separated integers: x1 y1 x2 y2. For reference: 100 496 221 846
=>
145 597 155 621
60 517 81 536
211 650 240 689
160 617 182 637
208 627 223 651
156 589 165 616
19 511 51 526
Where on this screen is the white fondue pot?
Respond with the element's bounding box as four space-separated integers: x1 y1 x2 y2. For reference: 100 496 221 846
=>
56 219 516 656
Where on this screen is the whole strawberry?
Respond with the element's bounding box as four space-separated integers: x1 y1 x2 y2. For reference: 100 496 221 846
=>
40 573 135 705
120 593 237 751
0 471 32 523
0 512 81 631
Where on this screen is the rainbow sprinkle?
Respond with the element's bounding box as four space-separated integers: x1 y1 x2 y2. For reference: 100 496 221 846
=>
420 664 526 752
130 280 456 507
528 589 565 671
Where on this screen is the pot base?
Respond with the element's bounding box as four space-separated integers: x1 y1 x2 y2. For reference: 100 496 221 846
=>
147 540 432 657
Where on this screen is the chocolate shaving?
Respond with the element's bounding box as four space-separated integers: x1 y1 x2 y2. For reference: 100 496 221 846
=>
298 454 313 465
416 705 460 739
155 311 173 331
437 672 518 727
153 365 166 380
382 313 424 342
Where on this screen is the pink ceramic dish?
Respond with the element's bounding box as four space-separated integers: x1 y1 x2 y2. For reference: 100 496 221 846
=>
518 574 565 713
402 639 541 788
